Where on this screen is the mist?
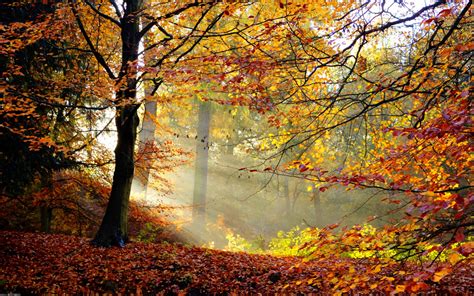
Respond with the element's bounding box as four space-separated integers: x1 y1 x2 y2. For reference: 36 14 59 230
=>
131 100 404 250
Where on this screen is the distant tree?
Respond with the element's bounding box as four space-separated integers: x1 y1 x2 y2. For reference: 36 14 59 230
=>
192 99 211 226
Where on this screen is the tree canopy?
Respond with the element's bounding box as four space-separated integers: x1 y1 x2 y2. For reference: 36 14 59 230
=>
0 0 472 294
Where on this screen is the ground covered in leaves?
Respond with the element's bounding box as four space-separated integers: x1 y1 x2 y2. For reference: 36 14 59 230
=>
0 231 472 294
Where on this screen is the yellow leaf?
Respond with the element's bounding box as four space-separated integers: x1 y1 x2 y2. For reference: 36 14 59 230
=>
433 268 451 282
395 285 406 292
448 253 462 265
372 264 382 273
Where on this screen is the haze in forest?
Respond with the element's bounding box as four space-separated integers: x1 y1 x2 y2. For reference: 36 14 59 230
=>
122 100 404 249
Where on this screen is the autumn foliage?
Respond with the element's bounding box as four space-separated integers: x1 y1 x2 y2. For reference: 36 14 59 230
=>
1 231 472 294
1 0 473 293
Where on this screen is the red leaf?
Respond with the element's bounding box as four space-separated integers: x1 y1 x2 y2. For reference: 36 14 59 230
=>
438 8 452 18
422 17 437 25
299 166 309 172
454 229 465 242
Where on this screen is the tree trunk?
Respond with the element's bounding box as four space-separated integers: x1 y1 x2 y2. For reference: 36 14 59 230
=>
39 172 53 233
136 100 157 199
92 0 141 247
135 26 157 200
312 185 322 227
93 106 139 246
192 100 211 226
284 176 291 219
40 206 52 233
225 138 235 155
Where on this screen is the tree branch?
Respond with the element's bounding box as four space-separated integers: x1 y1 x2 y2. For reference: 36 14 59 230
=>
109 0 122 19
84 0 121 27
70 2 117 80
139 1 211 39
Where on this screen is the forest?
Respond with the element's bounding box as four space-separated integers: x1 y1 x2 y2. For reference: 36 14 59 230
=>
0 0 472 294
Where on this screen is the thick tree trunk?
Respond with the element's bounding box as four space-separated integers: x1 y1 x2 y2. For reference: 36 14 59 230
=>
192 100 211 226
93 107 139 246
92 0 141 247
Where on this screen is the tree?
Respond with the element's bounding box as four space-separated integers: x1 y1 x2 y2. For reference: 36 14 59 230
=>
192 99 211 225
76 0 142 247
250 0 473 260
3 0 471 256
65 0 232 246
0 1 108 233
184 0 472 260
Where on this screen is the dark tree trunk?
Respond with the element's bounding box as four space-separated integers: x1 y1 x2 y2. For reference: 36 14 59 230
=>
39 173 53 233
40 206 52 233
192 100 211 226
93 106 139 246
92 0 141 247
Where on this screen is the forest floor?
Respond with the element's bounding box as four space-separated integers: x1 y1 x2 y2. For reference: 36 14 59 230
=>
0 230 472 294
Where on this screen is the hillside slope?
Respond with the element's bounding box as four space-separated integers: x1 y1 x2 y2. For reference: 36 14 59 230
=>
0 231 472 294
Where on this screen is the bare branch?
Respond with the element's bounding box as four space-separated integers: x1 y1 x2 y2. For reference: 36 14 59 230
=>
139 1 214 39
109 0 122 19
84 0 121 27
70 2 117 80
